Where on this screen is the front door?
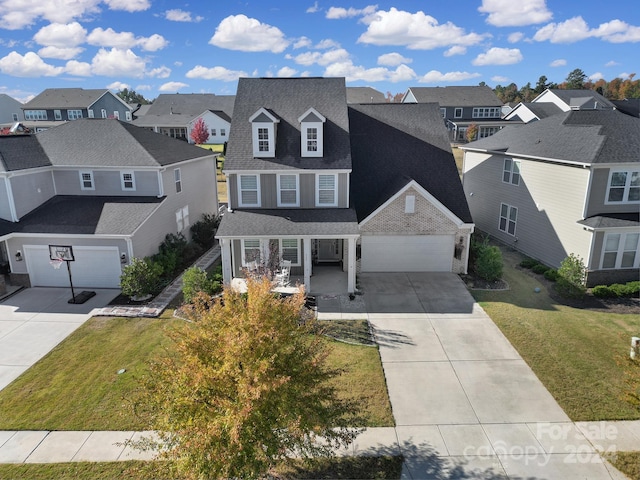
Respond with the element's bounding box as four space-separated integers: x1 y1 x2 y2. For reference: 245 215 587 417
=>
317 239 342 262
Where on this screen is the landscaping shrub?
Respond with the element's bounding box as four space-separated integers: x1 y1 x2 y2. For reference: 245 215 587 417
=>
556 253 587 298
475 245 503 282
544 269 559 281
120 257 163 299
182 267 222 303
520 258 540 269
532 264 549 274
154 233 187 275
190 213 221 250
592 281 640 298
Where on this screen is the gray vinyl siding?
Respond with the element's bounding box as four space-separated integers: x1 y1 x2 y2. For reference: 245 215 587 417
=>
232 239 242 276
228 175 238 208
261 174 277 207
11 171 56 219
53 169 160 196
463 152 592 268
230 238 305 278
590 231 604 271
586 167 640 216
91 94 131 121
0 180 12 220
300 173 315 207
338 173 348 207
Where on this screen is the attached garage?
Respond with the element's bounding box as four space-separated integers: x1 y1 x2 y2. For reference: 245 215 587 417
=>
360 235 454 272
24 245 122 288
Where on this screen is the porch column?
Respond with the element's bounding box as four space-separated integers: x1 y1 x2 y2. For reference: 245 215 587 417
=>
220 238 233 285
303 238 312 294
347 237 356 293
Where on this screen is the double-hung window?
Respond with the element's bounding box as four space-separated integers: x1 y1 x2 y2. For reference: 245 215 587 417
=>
174 168 182 193
316 174 337 206
502 158 521 185
121 171 135 191
277 174 298 207
454 107 463 118
258 128 269 152
24 110 47 121
113 111 120 120
79 171 94 190
280 239 300 265
54 110 62 120
242 239 262 266
499 203 517 236
238 174 260 207
221 128 226 136
602 232 640 269
211 128 217 136
88 109 94 118
67 109 82 120
176 206 190 232
101 109 107 118
439 108 446 118
306 127 318 152
606 170 640 203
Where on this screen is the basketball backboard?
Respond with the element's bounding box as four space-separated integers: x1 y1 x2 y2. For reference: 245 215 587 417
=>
48 245 75 261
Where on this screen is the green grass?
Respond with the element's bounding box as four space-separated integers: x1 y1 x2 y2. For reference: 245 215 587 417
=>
0 457 403 480
452 145 464 176
0 316 393 430
472 247 640 421
607 451 640 479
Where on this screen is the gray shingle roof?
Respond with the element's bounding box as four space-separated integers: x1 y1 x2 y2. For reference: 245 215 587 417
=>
216 208 359 237
145 94 235 117
0 195 164 236
406 86 502 107
464 110 640 165
36 118 213 167
613 99 640 118
0 135 51 172
545 89 615 109
522 102 564 119
349 103 472 223
346 87 386 104
132 113 195 127
578 213 639 229
224 77 352 171
23 88 110 109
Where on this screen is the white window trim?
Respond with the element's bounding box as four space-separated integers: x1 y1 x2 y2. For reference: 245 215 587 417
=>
221 128 226 136
175 206 189 232
121 171 136 191
439 107 446 118
238 174 261 207
79 170 94 191
277 173 299 207
113 111 120 120
499 203 518 236
280 238 301 266
241 239 263 267
174 168 182 194
125 111 132 121
252 123 275 157
600 231 640 270
68 109 82 120
101 109 107 118
502 158 521 186
316 173 338 207
472 107 501 119
211 128 217 136
405 195 415 214
88 109 94 118
454 107 463 118
54 110 62 120
605 169 640 204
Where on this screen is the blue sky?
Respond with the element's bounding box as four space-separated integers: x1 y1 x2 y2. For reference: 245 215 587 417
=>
0 0 638 102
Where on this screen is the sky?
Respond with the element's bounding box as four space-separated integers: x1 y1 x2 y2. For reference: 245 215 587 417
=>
0 0 638 103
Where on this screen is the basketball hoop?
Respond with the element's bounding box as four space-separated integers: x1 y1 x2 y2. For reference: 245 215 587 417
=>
50 258 63 269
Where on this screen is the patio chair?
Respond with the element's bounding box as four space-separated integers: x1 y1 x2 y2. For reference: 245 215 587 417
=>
275 260 291 287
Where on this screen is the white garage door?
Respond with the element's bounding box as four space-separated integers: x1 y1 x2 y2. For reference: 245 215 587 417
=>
361 235 454 272
24 245 122 288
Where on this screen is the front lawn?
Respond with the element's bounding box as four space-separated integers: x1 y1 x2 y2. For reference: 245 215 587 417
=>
0 315 393 430
472 246 640 421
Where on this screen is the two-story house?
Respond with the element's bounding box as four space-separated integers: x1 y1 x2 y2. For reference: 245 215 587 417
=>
133 93 235 143
462 109 639 286
0 118 217 289
216 77 474 295
0 94 23 126
21 88 133 132
402 86 510 141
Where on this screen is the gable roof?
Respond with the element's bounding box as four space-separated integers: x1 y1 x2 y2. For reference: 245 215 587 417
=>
535 89 615 109
36 118 214 167
224 77 351 171
346 87 386 104
145 93 235 117
404 86 502 107
463 109 640 165
0 135 50 172
22 88 128 110
348 103 472 224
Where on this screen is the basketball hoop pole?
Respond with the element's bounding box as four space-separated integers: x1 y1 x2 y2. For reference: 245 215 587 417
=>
65 259 76 303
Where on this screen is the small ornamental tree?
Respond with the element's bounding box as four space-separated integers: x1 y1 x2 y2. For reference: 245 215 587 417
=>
132 276 359 479
189 117 209 144
556 253 587 298
466 123 478 142
119 257 162 299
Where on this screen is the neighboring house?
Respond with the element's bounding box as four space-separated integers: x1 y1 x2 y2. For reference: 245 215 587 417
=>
0 94 23 125
613 98 640 118
133 93 235 142
503 102 563 123
402 85 509 141
216 77 473 294
21 88 133 131
461 109 639 286
346 86 386 104
188 110 231 144
0 118 218 288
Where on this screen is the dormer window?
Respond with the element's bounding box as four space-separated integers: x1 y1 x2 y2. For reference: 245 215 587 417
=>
249 107 279 158
298 108 326 158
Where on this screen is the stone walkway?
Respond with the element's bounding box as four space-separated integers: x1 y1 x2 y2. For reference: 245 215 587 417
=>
92 245 221 318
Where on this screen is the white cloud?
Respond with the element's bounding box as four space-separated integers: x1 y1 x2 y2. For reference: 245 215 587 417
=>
306 1 320 13
550 58 566 67
293 37 312 49
65 59 92 76
103 0 150 12
38 46 84 60
91 48 147 77
324 61 416 83
605 60 619 67
289 48 351 67
478 0 552 27
210 15 289 53
326 5 377 19
0 51 64 77
419 70 482 83
472 47 523 65
508 32 524 43
377 52 412 66
277 66 297 77
618 72 632 79
135 84 151 91
492 75 510 82
315 39 341 49
33 22 87 47
358 7 489 50
137 34 168 51
87 27 168 51
147 66 171 78
107 81 130 90
159 81 188 92
186 65 248 81
164 9 203 22
443 46 466 57
589 72 604 81
534 16 640 44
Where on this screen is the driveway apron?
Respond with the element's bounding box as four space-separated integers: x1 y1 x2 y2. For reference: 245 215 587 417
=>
358 272 625 480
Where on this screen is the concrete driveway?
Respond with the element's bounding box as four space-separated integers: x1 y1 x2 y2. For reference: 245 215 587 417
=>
341 273 625 479
0 288 118 391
